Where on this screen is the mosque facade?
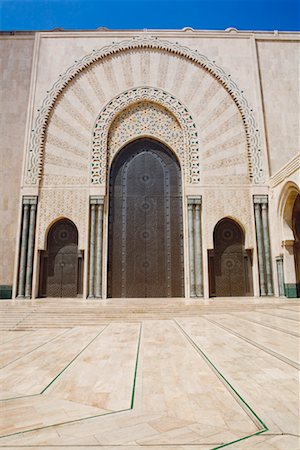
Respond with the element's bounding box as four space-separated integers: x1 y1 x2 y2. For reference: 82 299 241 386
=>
0 28 299 300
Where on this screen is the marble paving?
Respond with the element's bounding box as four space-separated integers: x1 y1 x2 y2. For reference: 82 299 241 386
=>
0 298 299 449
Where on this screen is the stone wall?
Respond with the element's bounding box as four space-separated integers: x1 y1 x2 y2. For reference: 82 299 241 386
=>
256 40 299 175
0 36 34 295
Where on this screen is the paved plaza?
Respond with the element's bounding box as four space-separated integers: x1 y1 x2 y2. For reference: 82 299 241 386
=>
0 297 299 449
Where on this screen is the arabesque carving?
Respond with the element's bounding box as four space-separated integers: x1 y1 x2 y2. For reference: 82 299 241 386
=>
93 90 199 184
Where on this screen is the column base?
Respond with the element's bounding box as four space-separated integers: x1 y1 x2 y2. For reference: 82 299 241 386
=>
284 283 299 298
0 285 12 299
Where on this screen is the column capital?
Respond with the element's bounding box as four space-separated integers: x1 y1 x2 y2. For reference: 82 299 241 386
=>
188 195 202 205
23 196 38 205
90 196 104 205
253 195 268 205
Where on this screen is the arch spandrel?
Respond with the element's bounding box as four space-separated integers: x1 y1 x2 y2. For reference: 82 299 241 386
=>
25 36 264 187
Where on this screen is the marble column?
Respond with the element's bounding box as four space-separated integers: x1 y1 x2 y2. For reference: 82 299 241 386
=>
276 256 285 297
253 195 273 296
88 203 96 298
194 203 203 297
17 204 30 298
17 197 38 299
261 203 274 295
188 204 195 297
25 203 37 298
188 197 203 298
254 202 266 295
89 197 104 299
95 200 104 298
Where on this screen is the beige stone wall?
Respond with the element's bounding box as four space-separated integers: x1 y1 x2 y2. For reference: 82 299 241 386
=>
257 40 300 175
0 36 34 285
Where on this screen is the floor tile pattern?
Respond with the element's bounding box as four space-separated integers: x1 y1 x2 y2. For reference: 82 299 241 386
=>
0 298 299 449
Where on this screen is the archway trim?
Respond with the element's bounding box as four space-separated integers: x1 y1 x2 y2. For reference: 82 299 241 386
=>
25 36 264 185
93 88 198 184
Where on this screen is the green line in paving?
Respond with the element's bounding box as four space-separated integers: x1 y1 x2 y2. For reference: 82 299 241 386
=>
130 322 142 409
40 325 108 393
0 328 71 370
0 326 107 402
0 322 142 441
212 429 267 449
174 319 268 448
0 408 131 441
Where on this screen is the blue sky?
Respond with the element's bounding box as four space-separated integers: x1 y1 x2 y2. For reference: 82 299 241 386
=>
0 0 299 31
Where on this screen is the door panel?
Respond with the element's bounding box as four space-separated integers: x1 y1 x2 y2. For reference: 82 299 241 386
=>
212 218 251 297
108 138 184 298
40 219 80 298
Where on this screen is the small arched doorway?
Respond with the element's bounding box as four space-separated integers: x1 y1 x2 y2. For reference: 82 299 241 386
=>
39 219 83 297
107 138 184 298
209 218 253 297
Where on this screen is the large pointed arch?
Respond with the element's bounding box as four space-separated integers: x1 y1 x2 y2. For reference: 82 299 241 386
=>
25 36 264 186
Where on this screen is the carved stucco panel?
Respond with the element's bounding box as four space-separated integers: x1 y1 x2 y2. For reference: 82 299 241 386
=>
203 189 255 248
107 101 184 168
93 87 200 184
37 189 88 249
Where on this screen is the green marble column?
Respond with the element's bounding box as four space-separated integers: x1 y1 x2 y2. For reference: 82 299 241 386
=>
254 201 266 296
17 204 30 298
25 202 37 298
261 203 273 295
276 256 285 297
95 201 104 298
188 203 195 297
88 203 96 298
194 202 203 297
188 196 203 298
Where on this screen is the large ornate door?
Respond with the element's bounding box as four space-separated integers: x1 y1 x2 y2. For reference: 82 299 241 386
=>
108 138 184 298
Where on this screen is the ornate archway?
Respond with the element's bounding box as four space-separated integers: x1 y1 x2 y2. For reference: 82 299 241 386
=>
93 89 198 184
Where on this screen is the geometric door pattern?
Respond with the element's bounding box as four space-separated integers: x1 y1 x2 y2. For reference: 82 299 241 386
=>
212 218 251 297
107 138 184 298
41 219 80 298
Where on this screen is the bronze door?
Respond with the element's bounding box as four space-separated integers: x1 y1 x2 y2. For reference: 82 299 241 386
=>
41 219 81 298
108 138 184 298
212 219 249 297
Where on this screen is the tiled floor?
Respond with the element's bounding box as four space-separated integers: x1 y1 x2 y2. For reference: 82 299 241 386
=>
0 297 299 449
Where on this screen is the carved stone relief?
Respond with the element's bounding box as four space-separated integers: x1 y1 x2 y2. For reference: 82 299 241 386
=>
108 101 184 164
203 189 255 248
37 189 88 249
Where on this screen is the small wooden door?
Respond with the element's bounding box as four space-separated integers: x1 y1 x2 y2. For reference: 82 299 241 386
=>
107 138 184 298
